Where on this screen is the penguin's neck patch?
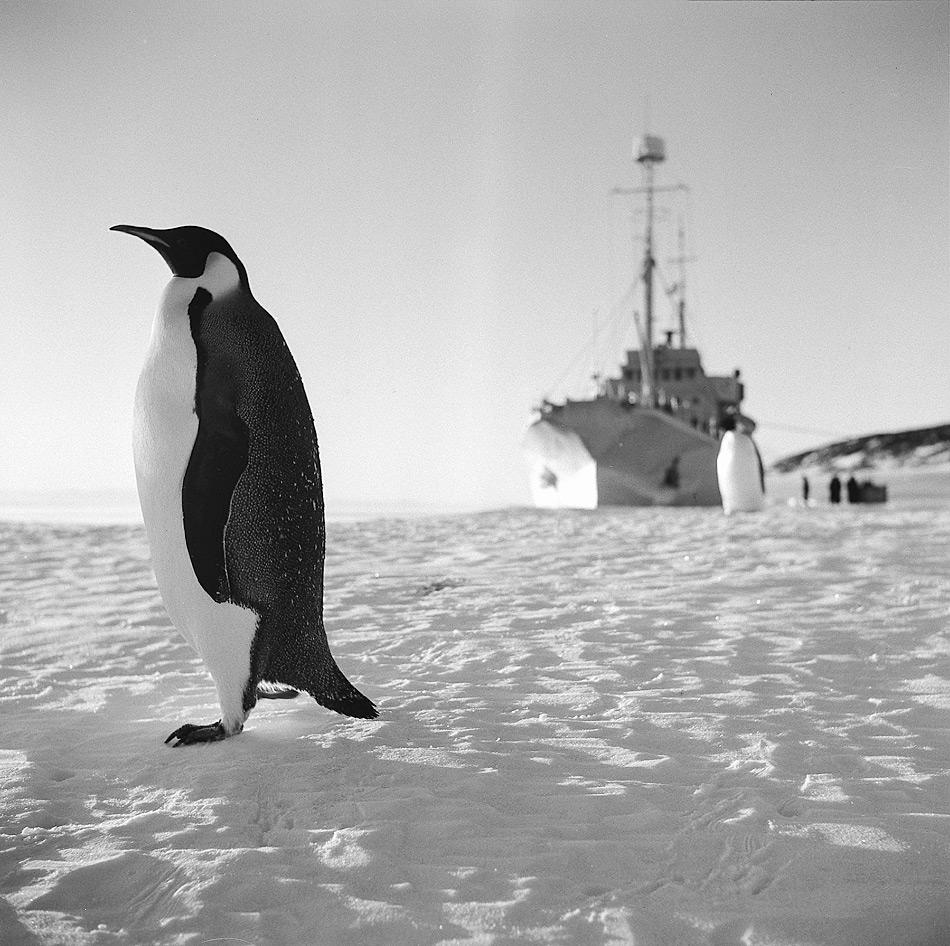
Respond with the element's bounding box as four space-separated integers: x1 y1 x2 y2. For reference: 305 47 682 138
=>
198 252 243 298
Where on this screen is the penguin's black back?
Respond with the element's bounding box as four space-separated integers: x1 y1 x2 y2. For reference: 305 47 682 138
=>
185 286 376 720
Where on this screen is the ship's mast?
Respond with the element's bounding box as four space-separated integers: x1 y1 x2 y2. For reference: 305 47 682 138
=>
671 219 695 349
635 134 665 407
611 134 686 407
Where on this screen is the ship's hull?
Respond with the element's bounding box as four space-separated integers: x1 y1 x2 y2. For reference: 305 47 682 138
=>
524 403 723 508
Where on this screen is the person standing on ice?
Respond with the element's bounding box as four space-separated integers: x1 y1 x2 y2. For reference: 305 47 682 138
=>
829 474 842 504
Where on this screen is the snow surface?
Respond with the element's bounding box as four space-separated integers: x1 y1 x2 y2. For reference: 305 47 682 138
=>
2 469 949 945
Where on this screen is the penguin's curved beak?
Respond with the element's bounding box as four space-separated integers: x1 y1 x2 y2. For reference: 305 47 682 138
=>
111 225 184 276
111 224 174 257
111 224 168 244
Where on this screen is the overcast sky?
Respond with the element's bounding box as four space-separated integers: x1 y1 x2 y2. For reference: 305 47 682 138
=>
2 1 947 509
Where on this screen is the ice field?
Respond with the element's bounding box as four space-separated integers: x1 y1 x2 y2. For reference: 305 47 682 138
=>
1 468 948 945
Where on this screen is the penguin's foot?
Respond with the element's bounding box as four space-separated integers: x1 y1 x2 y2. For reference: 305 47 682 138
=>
164 720 237 746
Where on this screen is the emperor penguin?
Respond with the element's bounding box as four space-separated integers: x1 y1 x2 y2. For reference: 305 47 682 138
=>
112 224 377 745
716 414 766 515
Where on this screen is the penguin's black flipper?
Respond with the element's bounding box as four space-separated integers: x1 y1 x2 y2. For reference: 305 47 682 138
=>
183 422 250 603
754 440 766 494
182 288 250 603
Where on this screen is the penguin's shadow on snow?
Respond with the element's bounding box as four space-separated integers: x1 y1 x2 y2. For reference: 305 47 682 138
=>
415 577 465 596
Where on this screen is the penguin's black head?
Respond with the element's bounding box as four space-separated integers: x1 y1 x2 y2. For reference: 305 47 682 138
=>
719 414 737 433
110 224 247 284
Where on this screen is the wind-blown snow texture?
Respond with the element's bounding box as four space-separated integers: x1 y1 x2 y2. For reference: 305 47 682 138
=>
2 471 949 945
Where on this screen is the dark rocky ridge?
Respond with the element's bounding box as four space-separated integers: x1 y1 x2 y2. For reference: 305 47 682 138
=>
773 423 950 473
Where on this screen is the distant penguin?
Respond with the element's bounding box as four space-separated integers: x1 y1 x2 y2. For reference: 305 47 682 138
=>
716 414 765 514
112 224 377 745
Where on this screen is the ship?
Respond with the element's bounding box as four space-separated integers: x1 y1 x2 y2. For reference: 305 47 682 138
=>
524 133 752 508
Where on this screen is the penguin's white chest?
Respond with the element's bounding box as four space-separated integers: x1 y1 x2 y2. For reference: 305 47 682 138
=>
133 282 200 528
716 431 765 515
133 276 257 727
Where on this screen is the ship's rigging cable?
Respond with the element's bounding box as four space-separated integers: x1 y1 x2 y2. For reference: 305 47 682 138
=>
544 280 639 399
603 283 640 367
755 420 851 438
652 261 679 332
654 257 710 354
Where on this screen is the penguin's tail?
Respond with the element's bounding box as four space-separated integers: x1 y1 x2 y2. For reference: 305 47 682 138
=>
313 662 378 720
260 618 378 720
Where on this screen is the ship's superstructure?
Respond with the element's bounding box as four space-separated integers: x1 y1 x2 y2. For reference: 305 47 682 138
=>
524 134 752 508
598 344 745 437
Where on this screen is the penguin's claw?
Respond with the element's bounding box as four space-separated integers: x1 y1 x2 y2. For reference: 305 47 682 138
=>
164 721 231 746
